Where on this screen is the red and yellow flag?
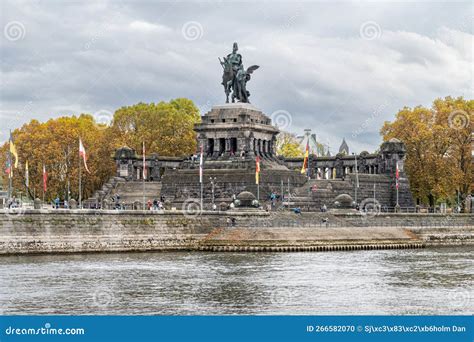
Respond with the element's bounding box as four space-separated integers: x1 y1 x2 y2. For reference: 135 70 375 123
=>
300 140 309 174
255 156 260 185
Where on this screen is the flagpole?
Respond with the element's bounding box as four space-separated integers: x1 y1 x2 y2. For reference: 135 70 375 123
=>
396 161 399 208
66 146 69 204
42 164 45 205
200 179 203 211
257 182 260 203
142 142 146 211
373 182 376 203
8 150 12 201
353 153 359 205
25 162 28 201
199 144 203 211
79 144 82 209
8 130 12 201
199 143 204 212
280 179 283 205
396 183 399 207
287 177 290 205
255 156 260 203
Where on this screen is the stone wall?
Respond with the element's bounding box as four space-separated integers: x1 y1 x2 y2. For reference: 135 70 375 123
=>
0 210 471 255
0 209 269 254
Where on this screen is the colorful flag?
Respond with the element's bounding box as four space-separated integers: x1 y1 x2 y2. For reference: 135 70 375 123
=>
43 164 47 193
79 138 90 173
142 141 146 180
9 131 18 169
5 159 11 178
25 160 29 188
255 156 260 185
300 140 309 175
395 161 399 189
199 144 203 183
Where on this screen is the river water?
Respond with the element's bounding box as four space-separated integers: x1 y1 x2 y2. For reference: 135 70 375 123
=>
0 247 472 315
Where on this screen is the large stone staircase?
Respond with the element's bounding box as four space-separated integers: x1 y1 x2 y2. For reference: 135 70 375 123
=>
110 181 163 204
85 177 162 207
85 176 126 206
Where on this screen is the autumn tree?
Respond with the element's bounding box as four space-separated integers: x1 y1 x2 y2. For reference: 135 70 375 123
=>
0 98 202 202
381 96 473 207
276 132 304 158
110 98 201 156
0 115 115 201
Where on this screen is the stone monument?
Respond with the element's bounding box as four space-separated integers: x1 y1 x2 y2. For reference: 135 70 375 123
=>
89 42 415 212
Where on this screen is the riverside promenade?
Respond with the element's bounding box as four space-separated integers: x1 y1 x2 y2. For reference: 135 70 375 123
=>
1 209 472 255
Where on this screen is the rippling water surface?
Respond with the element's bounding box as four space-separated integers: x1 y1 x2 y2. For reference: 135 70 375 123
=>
0 247 472 315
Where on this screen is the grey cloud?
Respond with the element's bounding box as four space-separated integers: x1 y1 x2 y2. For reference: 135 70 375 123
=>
0 0 472 154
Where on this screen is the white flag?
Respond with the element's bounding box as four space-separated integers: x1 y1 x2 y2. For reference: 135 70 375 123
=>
79 138 90 173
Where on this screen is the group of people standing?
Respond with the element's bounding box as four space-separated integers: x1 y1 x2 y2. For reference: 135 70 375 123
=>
146 196 166 210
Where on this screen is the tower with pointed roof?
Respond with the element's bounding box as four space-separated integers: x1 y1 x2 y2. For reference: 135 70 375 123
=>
338 138 349 155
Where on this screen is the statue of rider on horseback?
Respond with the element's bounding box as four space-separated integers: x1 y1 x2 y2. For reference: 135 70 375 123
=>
219 42 259 103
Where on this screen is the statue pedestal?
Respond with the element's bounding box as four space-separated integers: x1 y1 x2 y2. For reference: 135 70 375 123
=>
195 104 278 164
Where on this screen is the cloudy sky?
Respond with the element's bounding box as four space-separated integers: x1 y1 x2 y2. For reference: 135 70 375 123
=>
1 0 472 153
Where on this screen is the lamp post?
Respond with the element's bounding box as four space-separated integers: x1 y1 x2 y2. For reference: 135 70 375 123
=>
373 182 376 204
209 177 216 207
353 153 359 205
287 177 290 206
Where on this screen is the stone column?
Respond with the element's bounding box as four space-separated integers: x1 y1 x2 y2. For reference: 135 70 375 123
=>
238 137 246 156
219 138 225 155
224 138 229 156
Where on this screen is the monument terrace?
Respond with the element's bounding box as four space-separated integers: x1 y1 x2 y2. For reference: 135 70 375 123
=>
85 42 414 212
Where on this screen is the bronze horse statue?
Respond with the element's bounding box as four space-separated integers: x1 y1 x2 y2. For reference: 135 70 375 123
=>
219 57 259 103
219 57 234 103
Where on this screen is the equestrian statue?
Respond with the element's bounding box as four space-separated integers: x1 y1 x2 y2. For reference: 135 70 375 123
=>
219 42 259 103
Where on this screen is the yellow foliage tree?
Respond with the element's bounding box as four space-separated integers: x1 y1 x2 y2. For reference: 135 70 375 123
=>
276 132 304 158
381 96 473 207
0 115 115 202
110 98 201 156
0 98 202 202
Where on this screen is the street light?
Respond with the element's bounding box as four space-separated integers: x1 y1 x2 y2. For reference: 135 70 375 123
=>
209 177 217 208
352 153 359 205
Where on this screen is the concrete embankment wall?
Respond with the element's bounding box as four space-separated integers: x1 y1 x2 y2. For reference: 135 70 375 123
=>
333 213 474 247
0 210 266 254
0 210 472 254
